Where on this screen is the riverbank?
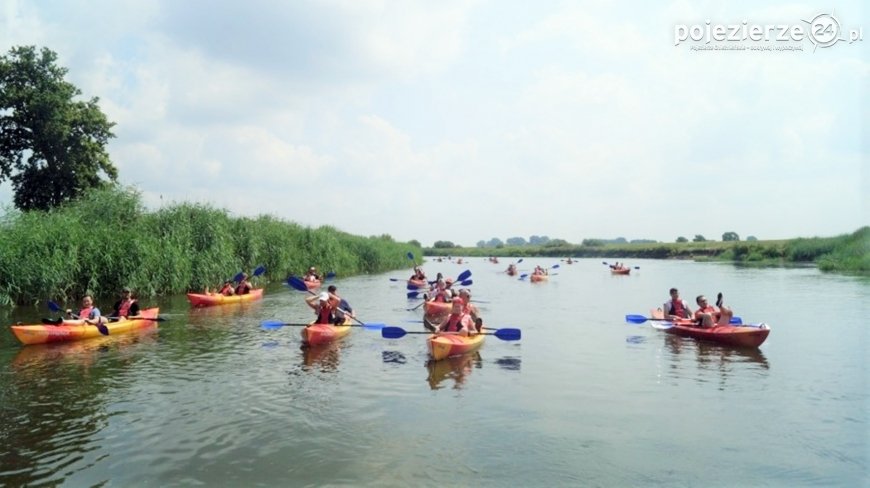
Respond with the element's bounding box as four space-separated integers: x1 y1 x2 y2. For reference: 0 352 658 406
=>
0 186 421 306
424 227 869 276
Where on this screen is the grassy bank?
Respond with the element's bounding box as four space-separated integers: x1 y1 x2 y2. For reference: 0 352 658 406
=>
425 227 869 276
0 186 421 306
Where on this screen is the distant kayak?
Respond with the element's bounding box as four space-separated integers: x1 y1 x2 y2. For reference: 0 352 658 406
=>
11 308 160 345
530 274 549 282
611 268 630 275
186 288 264 307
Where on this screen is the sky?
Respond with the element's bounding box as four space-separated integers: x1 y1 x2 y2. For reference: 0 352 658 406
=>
1 0 867 246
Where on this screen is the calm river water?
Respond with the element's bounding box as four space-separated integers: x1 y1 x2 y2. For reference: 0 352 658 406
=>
0 258 866 486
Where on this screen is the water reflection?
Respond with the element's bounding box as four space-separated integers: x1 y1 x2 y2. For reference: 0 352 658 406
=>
2 333 157 487
301 342 342 372
662 334 770 388
425 352 482 390
493 356 522 371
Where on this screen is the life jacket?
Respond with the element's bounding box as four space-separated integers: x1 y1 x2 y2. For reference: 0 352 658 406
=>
78 306 95 319
218 284 234 295
316 303 333 325
444 313 465 332
117 299 136 317
667 299 687 318
235 282 251 295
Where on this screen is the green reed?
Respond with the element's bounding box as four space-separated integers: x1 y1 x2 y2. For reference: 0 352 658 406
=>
0 186 420 306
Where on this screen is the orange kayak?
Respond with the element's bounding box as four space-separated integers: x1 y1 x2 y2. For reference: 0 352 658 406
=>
428 332 485 360
304 279 321 290
611 268 630 275
11 308 161 345
186 288 264 307
301 317 352 346
530 274 549 282
650 309 770 348
424 300 452 316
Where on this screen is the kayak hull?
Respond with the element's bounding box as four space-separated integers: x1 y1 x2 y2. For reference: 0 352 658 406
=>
11 308 160 345
427 333 485 361
530 274 548 282
424 300 451 317
301 317 352 346
304 279 321 290
611 268 630 275
187 288 264 307
651 309 770 348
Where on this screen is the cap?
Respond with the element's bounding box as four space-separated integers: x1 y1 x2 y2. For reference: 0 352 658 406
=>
318 292 329 301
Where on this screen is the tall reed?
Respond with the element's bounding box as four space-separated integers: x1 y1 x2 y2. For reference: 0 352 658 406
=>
0 186 420 306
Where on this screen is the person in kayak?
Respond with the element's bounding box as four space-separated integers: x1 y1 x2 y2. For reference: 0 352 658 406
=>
110 287 141 319
694 293 733 327
205 280 234 296
303 267 322 283
305 291 337 325
425 278 452 303
506 263 517 275
65 294 106 326
327 285 353 325
409 266 427 282
663 288 693 320
434 298 472 336
235 273 252 295
458 288 481 332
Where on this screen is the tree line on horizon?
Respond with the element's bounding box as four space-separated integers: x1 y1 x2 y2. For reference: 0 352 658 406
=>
431 231 754 249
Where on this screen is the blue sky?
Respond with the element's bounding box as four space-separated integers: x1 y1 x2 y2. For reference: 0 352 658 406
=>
1 1 867 246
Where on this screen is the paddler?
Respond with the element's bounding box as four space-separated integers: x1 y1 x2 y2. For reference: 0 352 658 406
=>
694 293 733 327
433 298 472 336
663 287 692 320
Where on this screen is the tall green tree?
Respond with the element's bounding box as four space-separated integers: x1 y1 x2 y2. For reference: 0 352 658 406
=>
0 46 117 211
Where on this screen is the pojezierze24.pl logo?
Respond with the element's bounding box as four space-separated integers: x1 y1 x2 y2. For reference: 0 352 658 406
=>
674 11 863 52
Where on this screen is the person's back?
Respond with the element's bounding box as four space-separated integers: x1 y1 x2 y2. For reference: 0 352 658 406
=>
235 275 252 295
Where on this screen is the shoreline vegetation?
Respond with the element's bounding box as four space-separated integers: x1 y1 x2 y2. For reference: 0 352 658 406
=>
424 227 869 276
0 186 421 307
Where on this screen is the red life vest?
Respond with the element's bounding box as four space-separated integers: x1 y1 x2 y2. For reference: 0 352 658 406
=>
444 313 465 332
78 306 95 319
316 303 333 325
218 284 233 296
668 299 687 317
117 299 136 317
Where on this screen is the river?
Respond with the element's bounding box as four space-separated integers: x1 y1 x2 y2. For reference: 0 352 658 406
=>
0 258 866 486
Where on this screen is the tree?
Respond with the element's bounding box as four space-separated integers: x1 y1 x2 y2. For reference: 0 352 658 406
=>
476 240 486 248
746 236 758 242
408 239 421 247
693 235 706 242
0 46 117 211
676 236 688 243
506 236 526 246
487 237 504 248
529 235 550 245
722 231 740 242
433 240 456 249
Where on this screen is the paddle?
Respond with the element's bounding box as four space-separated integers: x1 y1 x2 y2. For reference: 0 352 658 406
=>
625 314 744 325
285 276 384 329
381 326 521 341
260 319 384 330
603 262 640 270
47 300 109 335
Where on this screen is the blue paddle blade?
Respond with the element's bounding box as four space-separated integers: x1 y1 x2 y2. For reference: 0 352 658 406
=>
48 300 63 313
456 269 472 282
382 326 408 339
253 265 266 277
406 291 422 299
261 320 285 329
407 252 415 261
493 328 521 341
325 272 336 280
286 276 308 292
625 314 649 324
730 316 743 324
407 282 424 290
458 279 473 286
361 322 386 330
517 258 523 264
551 264 560 269
232 272 244 283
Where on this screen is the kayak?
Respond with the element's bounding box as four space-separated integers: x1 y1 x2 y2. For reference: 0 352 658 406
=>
304 279 321 290
611 268 630 275
11 307 161 345
301 317 353 346
650 309 770 348
424 300 452 316
408 278 428 289
186 288 264 307
428 332 486 361
530 274 548 282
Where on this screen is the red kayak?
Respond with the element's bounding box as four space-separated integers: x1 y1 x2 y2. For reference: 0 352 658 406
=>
611 268 630 275
650 309 770 348
424 300 451 316
301 317 352 346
